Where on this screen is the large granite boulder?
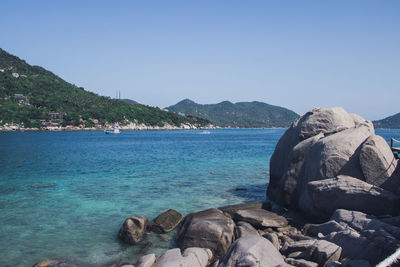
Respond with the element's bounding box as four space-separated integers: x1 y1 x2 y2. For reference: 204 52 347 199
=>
306 176 400 218
150 209 183 233
267 107 400 220
118 215 148 245
218 235 286 267
268 107 359 205
359 135 399 191
303 209 400 265
154 247 212 267
177 208 235 259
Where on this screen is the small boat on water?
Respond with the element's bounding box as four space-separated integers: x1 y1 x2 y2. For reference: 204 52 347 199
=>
199 130 211 135
104 128 121 134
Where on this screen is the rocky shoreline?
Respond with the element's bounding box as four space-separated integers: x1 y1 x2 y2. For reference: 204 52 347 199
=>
0 122 219 132
33 107 400 267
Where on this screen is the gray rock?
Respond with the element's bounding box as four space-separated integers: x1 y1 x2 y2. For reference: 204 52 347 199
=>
177 208 235 259
234 221 259 239
308 240 341 266
326 262 342 267
307 176 400 217
281 239 316 256
302 124 373 182
342 259 371 267
233 208 288 229
303 221 347 237
268 107 357 204
285 258 318 267
359 135 399 191
218 202 271 217
154 247 212 267
281 239 341 266
150 209 183 233
136 253 156 267
278 133 324 206
298 125 374 218
309 209 400 264
218 235 286 267
118 215 148 245
264 232 280 250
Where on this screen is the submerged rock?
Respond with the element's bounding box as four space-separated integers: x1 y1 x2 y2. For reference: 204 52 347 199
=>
32 260 79 267
118 215 148 245
177 208 235 259
30 183 57 189
150 209 183 234
218 235 286 267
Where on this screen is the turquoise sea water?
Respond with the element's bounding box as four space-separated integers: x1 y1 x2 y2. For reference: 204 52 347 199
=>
0 128 399 266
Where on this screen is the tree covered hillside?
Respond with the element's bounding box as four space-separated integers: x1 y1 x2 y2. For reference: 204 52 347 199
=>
0 48 210 128
373 113 400 129
166 99 299 128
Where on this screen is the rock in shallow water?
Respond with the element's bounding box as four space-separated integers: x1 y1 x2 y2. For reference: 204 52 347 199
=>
32 260 78 267
177 208 235 259
150 209 183 234
118 215 148 245
30 183 57 189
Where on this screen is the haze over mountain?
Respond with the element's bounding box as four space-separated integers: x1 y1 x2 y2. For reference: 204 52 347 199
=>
166 99 299 128
373 113 400 129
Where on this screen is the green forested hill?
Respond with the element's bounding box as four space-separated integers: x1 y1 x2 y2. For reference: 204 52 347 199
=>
373 113 400 129
166 99 299 128
0 48 210 128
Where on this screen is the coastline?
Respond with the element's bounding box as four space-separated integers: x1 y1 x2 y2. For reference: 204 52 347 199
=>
0 123 289 132
0 123 220 132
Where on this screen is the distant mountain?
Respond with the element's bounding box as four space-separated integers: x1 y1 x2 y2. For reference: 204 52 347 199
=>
0 48 210 128
166 99 299 128
120 98 139 105
373 113 400 129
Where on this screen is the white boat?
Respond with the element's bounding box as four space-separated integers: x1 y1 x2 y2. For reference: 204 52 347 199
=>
104 128 121 134
200 130 211 134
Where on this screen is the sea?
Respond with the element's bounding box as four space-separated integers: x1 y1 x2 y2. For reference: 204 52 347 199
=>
0 128 399 266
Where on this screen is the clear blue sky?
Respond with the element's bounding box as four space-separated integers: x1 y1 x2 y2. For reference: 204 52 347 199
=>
1 0 399 120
